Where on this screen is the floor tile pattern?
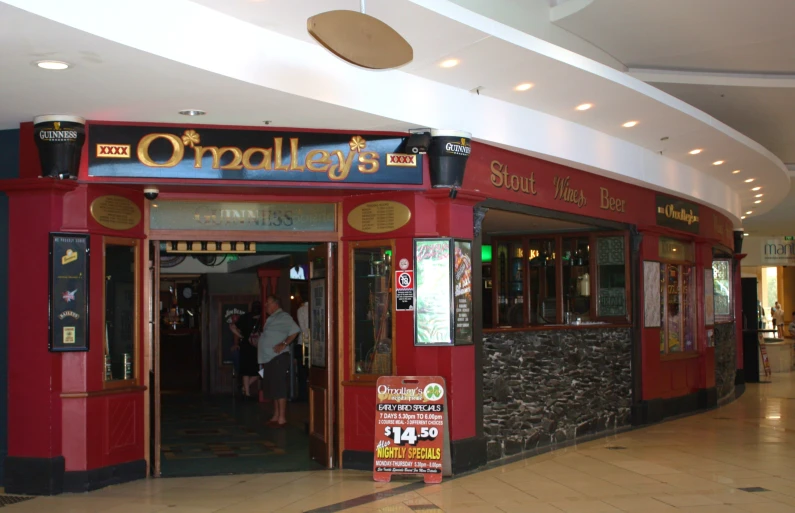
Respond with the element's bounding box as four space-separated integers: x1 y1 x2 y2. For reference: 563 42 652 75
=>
6 373 795 512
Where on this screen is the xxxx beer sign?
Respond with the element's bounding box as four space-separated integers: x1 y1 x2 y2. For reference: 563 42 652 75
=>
88 124 423 184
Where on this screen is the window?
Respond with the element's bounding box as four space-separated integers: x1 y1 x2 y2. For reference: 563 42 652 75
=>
104 238 139 385
491 232 629 327
712 260 732 320
659 262 697 354
350 241 394 379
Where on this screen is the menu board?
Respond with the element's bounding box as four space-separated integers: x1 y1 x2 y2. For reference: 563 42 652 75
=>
453 241 473 344
415 239 452 345
50 233 90 352
373 376 447 484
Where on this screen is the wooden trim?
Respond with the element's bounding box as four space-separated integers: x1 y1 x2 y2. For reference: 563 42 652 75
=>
62 385 147 398
102 237 141 389
348 239 396 382
152 243 161 477
341 380 378 387
484 323 630 333
150 229 338 243
660 352 699 362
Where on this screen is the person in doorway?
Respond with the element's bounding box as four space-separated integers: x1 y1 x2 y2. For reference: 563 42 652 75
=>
770 305 777 333
774 302 785 338
258 295 300 427
229 300 262 399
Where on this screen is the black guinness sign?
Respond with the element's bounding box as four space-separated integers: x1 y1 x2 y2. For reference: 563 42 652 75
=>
33 115 86 179
428 129 471 188
655 195 700 234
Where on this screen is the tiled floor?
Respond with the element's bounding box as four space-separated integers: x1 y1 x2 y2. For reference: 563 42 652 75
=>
6 372 795 512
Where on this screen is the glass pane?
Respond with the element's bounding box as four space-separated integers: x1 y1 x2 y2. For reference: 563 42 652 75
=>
497 242 524 327
563 237 590 322
712 260 732 317
529 239 556 324
659 237 694 261
682 266 696 351
666 264 682 352
352 245 392 375
105 244 136 381
416 240 452 343
596 236 626 317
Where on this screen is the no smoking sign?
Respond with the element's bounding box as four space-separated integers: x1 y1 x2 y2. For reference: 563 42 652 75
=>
395 270 414 311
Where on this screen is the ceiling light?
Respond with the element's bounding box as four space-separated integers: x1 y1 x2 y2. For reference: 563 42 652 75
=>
752 186 761 191
440 59 459 68
575 103 593 111
35 60 70 70
741 216 746 220
744 178 754 183
746 211 753 215
755 194 764 198
755 200 762 204
712 160 724 166
689 148 702 155
179 109 206 116
515 83 534 91
744 233 749 237
732 169 741 174
622 121 638 128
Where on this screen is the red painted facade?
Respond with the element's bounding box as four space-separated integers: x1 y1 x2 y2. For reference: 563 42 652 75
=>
1 121 741 493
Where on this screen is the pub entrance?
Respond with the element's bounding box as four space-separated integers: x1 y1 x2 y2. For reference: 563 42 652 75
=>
149 240 337 477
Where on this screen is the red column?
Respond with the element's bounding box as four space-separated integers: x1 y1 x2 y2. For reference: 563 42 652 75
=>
2 178 78 495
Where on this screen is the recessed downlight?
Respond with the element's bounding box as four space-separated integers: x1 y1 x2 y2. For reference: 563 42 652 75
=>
744 178 754 183
755 200 762 204
746 211 753 215
35 60 70 70
744 233 749 237
440 59 459 68
179 109 206 116
752 186 761 191
689 148 703 155
622 121 638 128
741 216 746 219
514 83 534 91
732 169 741 174
755 194 763 198
575 103 593 111
712 160 724 166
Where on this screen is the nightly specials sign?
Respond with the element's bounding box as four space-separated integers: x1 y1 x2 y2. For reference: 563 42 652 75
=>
50 233 90 352
373 376 446 484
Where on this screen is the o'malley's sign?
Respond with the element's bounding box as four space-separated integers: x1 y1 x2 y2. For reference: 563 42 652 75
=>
87 124 422 184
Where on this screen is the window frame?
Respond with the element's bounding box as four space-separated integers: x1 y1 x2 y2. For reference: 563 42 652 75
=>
348 239 396 383
102 236 140 389
489 230 630 328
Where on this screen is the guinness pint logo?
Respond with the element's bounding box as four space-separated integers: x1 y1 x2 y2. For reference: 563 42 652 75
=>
444 138 471 157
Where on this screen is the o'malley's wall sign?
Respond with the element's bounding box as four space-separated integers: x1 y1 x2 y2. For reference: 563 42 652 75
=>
88 124 423 185
655 194 700 234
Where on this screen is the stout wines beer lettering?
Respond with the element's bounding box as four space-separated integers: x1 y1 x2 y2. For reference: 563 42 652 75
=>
552 176 587 207
599 187 626 213
489 160 536 195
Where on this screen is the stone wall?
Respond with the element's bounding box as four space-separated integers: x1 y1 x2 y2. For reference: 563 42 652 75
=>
714 322 736 400
483 328 632 460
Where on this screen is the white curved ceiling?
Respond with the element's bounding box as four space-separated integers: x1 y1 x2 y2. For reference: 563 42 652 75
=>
1 0 790 226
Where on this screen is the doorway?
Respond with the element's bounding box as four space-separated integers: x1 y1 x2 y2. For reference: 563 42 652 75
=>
150 241 336 477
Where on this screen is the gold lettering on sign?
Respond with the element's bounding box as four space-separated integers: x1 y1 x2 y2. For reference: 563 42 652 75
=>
552 176 587 208
489 160 536 195
599 187 626 213
347 201 411 234
658 204 699 225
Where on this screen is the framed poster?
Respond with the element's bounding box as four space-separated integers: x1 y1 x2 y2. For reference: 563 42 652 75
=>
49 233 90 352
453 240 473 344
415 239 453 345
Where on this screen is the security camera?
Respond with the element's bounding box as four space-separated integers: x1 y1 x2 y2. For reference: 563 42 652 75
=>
405 131 431 154
143 187 159 200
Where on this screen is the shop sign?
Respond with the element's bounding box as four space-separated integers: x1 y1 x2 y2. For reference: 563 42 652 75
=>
552 175 587 208
50 233 90 352
150 200 336 232
88 124 422 185
90 195 141 231
655 195 700 234
761 238 795 266
348 201 411 234
373 376 448 484
395 270 414 311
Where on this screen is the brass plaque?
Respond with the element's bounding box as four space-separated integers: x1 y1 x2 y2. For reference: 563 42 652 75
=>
90 195 141 231
347 201 411 234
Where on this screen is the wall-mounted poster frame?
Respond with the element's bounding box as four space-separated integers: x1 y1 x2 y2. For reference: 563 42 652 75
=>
49 232 90 352
414 238 474 346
